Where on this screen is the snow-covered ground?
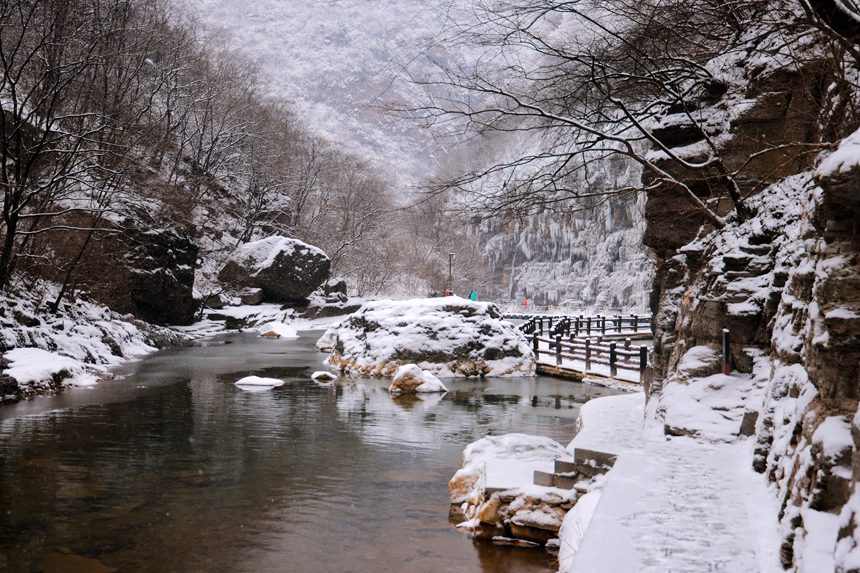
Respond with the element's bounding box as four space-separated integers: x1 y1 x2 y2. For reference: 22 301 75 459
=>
560 386 784 572
0 280 348 402
0 282 186 401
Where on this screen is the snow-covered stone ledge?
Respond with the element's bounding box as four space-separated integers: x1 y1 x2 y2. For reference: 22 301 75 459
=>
317 297 535 378
448 393 643 551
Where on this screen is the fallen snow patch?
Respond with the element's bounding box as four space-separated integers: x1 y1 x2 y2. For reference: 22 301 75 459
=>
4 348 97 387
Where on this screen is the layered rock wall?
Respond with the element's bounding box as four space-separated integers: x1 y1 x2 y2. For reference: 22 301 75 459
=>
645 36 860 571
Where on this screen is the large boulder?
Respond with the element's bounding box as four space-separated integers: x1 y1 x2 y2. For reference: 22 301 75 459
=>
218 236 330 303
318 296 535 377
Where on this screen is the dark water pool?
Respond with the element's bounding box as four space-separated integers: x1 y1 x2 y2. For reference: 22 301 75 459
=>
0 331 619 573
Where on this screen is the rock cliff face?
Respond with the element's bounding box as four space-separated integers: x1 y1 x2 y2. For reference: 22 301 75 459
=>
481 191 653 312
644 38 860 571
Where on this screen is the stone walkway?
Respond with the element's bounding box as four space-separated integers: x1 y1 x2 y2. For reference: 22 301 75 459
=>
566 393 782 573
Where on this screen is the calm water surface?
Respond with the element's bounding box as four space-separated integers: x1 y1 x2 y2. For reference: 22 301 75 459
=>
0 331 619 573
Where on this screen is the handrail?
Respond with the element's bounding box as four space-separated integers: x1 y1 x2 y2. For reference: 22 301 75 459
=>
529 331 651 383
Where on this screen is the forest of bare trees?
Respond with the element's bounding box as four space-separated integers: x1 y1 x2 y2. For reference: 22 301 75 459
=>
0 0 498 314
405 0 860 230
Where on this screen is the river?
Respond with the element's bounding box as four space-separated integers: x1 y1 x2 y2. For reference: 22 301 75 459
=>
0 330 619 573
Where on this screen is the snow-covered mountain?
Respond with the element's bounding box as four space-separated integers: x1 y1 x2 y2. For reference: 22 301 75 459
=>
181 0 654 311
181 0 460 183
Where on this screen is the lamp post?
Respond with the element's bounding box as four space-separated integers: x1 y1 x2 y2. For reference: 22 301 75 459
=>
447 253 454 295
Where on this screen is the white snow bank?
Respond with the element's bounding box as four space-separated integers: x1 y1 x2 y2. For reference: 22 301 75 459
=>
389 364 448 394
258 321 299 339
660 373 750 442
234 376 285 391
320 296 535 378
817 127 860 177
558 490 602 573
4 348 97 387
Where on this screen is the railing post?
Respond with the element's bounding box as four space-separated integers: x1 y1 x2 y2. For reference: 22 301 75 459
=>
538 318 543 333
722 328 731 375
585 338 591 371
555 334 562 366
574 316 580 337
586 316 592 336
549 317 554 331
599 314 606 336
631 313 638 333
532 332 539 357
624 337 632 351
609 341 617 377
639 346 648 383
615 314 621 333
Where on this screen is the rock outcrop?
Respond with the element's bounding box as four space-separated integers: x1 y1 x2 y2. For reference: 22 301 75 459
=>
125 225 198 326
449 433 578 546
642 35 860 570
319 297 535 378
388 364 448 393
218 236 330 303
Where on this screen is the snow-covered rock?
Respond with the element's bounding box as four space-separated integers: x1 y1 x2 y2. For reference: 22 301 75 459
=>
388 364 448 394
449 433 569 505
4 348 98 388
319 297 535 377
234 376 285 391
218 236 330 303
449 433 576 545
258 321 298 339
311 370 337 384
314 326 338 352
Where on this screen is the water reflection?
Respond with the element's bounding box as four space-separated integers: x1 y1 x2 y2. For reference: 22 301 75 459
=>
0 332 619 572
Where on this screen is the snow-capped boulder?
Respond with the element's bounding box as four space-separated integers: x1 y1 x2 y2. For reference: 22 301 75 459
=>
389 364 448 394
315 327 337 352
311 370 337 383
319 297 535 377
258 321 298 339
219 236 330 303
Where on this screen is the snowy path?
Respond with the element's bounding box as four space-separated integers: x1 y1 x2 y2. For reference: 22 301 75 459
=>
567 394 782 573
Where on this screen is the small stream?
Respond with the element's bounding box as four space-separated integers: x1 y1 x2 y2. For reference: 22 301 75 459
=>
0 331 620 573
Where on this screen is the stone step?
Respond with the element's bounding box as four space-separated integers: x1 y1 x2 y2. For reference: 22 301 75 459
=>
533 470 579 490
575 447 618 467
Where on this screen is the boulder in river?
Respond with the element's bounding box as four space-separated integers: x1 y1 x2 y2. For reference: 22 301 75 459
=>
389 364 448 394
219 236 330 303
318 296 535 377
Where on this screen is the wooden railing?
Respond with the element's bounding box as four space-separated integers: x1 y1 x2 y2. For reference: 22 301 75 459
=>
510 313 652 338
531 333 651 383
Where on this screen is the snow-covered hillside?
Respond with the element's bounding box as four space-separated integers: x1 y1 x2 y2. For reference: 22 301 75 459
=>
181 0 460 182
179 0 654 310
